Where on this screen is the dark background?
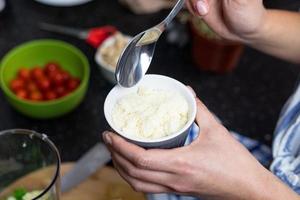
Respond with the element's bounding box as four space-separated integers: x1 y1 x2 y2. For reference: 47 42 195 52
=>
0 0 300 161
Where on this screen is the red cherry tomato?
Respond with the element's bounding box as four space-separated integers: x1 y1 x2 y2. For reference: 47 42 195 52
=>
37 77 51 91
44 62 61 74
67 78 81 91
10 62 77 101
29 91 43 101
52 72 64 87
15 89 28 99
18 68 31 81
31 67 44 80
61 70 71 82
26 81 38 92
10 79 25 92
55 86 67 97
47 70 57 81
44 90 57 100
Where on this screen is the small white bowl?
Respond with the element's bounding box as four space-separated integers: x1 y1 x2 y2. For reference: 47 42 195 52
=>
104 74 197 149
95 34 132 84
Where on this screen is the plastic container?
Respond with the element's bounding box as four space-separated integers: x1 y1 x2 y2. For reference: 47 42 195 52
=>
0 39 90 119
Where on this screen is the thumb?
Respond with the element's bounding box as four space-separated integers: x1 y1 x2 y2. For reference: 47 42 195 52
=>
195 98 219 131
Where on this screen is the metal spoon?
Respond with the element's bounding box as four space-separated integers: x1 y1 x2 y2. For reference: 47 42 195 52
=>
115 0 185 88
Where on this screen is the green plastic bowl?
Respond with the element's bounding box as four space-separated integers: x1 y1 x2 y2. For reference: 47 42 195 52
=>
0 39 90 119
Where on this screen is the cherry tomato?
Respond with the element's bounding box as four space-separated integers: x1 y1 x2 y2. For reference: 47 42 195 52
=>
10 79 25 92
55 86 67 97
26 81 38 92
61 70 71 82
37 77 51 91
31 67 44 80
29 91 43 101
67 78 81 91
52 72 64 87
15 89 28 99
44 62 60 74
47 70 57 81
44 90 57 100
10 62 79 101
18 68 31 81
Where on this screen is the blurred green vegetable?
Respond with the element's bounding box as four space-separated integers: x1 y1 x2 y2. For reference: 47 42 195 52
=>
192 17 220 40
12 188 27 200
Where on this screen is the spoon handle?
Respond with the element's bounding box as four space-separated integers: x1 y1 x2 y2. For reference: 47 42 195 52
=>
159 0 185 30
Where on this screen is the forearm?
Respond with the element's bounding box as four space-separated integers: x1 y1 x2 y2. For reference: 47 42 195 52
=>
249 168 299 200
249 10 300 64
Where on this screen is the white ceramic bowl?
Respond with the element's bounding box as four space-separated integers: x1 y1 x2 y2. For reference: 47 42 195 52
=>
95 34 132 84
104 74 197 149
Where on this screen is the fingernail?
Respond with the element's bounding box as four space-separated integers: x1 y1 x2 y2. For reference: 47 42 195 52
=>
196 0 208 15
103 132 112 145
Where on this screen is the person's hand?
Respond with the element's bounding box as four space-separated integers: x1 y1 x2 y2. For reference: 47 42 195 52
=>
102 95 283 200
186 0 267 43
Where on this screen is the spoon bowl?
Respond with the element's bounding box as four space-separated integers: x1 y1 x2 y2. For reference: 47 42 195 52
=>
115 0 185 88
115 28 161 88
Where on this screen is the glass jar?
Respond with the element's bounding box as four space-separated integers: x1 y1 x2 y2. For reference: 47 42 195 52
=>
0 129 61 200
189 17 244 73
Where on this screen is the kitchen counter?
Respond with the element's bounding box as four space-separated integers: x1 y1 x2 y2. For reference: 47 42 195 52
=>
0 0 300 161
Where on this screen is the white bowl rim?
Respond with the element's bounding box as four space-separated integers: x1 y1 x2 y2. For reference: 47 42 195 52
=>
95 34 132 73
104 74 197 143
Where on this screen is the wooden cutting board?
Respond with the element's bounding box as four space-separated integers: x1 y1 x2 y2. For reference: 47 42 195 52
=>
0 163 146 200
